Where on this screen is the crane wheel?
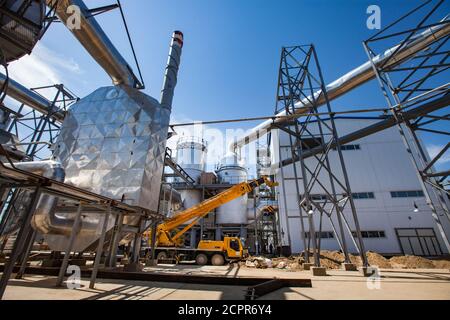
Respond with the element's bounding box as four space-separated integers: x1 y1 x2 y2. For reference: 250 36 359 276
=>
157 251 168 263
195 253 208 266
211 254 225 266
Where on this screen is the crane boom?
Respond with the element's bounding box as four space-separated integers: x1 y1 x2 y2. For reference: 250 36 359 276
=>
157 176 277 247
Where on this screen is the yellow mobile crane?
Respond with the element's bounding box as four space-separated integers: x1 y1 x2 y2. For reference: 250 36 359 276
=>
151 176 277 266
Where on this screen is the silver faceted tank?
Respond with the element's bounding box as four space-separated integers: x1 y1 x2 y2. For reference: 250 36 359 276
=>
53 85 169 211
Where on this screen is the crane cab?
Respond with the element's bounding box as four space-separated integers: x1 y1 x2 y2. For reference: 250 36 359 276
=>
195 237 246 266
197 237 245 260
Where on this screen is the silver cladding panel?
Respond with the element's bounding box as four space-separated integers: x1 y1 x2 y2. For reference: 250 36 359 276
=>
53 85 170 212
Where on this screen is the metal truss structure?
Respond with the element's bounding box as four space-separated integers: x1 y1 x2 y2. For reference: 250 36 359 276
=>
363 0 450 252
273 45 368 267
6 84 78 160
254 206 279 256
0 84 78 235
0 0 58 63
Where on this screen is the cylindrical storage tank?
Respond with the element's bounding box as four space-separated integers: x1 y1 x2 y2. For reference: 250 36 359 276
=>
216 153 248 225
175 137 207 221
176 136 207 183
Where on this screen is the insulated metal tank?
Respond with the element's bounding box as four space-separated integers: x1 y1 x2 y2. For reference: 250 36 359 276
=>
175 136 207 213
175 136 207 183
42 30 184 252
216 153 248 225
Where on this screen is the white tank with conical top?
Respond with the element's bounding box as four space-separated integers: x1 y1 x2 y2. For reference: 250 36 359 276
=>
175 136 208 183
216 153 248 226
175 136 208 213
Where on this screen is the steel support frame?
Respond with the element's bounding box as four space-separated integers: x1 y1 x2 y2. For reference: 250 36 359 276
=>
56 203 84 287
0 0 59 59
106 211 124 268
275 45 368 266
0 187 41 299
15 228 36 280
0 84 78 238
89 206 111 289
363 0 450 252
6 84 78 161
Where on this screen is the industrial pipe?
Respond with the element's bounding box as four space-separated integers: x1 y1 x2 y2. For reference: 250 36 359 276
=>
230 19 450 151
161 184 182 206
1 161 65 236
10 161 67 235
248 204 278 223
160 31 183 111
0 72 65 122
3 160 102 237
275 93 450 169
46 0 141 88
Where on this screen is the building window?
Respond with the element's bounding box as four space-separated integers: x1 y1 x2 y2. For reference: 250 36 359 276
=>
391 190 425 198
310 193 375 201
301 137 324 149
339 144 361 151
311 194 328 201
352 231 386 239
352 192 375 199
305 231 335 239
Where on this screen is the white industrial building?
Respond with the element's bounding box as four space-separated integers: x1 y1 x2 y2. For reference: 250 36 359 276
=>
270 117 450 256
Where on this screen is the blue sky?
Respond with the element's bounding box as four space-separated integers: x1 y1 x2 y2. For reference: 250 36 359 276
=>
7 0 450 169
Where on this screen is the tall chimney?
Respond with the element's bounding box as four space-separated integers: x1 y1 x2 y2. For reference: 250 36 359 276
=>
160 31 183 111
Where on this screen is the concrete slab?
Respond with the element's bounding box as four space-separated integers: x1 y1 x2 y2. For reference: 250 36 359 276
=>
123 263 144 272
311 267 327 277
260 269 450 300
2 275 247 301
342 263 358 271
2 266 450 300
303 263 314 271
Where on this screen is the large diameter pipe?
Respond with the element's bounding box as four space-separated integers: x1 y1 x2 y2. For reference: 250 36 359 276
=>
275 93 450 169
231 19 450 152
4 161 101 237
247 204 278 222
160 31 183 111
46 0 140 88
2 161 65 236
0 72 65 122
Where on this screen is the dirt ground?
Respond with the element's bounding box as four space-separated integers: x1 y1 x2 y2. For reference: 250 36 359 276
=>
243 251 450 270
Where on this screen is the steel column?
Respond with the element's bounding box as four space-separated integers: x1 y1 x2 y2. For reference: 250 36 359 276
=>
0 187 41 299
89 206 111 289
56 203 84 287
15 229 37 279
107 212 124 268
